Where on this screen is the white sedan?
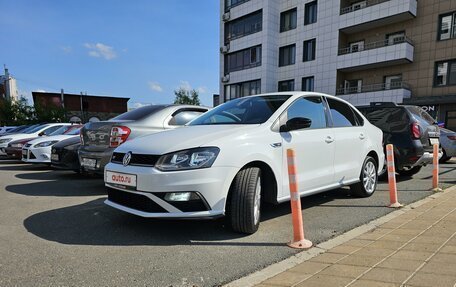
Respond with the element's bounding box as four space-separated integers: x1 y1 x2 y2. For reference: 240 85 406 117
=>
22 125 82 163
104 92 384 234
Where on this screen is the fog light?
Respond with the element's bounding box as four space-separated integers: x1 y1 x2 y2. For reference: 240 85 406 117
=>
164 192 199 202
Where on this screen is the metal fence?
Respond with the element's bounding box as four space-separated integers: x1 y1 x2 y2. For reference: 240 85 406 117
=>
338 36 413 55
340 0 391 15
336 81 411 95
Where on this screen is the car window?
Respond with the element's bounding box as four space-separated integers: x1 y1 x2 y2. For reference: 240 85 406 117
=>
64 127 82 135
359 107 409 132
327 98 357 127
189 95 291 125
406 106 436 126
111 105 168 121
43 126 62 136
286 96 327 129
168 111 206 126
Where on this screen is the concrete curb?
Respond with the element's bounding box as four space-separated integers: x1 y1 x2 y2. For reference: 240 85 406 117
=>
224 185 456 287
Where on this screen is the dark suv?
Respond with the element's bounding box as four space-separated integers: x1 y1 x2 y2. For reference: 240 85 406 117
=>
357 102 440 177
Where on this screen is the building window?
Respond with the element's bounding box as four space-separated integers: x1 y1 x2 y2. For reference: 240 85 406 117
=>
224 10 262 43
225 0 250 11
279 44 296 67
438 12 456 40
384 74 402 89
435 60 456 87
225 45 261 73
278 80 295 92
224 79 261 101
302 76 314 91
303 39 316 62
304 1 318 25
280 8 297 32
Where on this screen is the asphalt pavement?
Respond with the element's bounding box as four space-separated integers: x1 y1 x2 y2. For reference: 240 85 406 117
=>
0 158 455 287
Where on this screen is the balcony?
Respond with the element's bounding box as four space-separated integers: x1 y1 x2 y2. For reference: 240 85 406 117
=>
337 36 414 71
339 0 417 34
336 82 411 106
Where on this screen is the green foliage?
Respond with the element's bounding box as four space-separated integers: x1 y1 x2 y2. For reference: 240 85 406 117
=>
0 96 66 125
173 88 201 106
0 97 35 125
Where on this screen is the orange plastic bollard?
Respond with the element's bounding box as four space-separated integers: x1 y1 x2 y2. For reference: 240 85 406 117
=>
386 144 403 208
286 149 312 249
432 143 443 192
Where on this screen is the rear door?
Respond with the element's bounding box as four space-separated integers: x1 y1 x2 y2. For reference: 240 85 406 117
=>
280 96 335 193
326 98 366 183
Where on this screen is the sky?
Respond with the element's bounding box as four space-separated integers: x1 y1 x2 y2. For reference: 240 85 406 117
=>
0 0 220 108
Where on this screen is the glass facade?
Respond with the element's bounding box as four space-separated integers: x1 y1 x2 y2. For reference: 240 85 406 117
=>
225 45 262 74
225 10 262 43
224 79 261 101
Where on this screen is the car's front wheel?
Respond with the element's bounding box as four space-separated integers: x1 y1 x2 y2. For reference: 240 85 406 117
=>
228 167 262 234
350 156 377 198
439 149 451 163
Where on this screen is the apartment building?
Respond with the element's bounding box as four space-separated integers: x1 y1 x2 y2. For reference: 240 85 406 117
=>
219 0 456 130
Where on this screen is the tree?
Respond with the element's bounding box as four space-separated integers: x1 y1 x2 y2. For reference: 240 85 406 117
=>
34 103 66 123
0 97 34 125
173 88 201 105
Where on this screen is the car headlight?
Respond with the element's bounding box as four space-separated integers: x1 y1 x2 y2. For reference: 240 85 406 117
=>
65 143 81 151
34 140 59 148
0 138 12 144
10 143 24 148
155 147 220 171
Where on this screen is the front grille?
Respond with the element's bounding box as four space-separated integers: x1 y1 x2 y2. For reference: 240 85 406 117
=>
108 188 167 213
111 152 160 167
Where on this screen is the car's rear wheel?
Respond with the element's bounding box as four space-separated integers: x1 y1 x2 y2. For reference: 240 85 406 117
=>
439 149 451 163
350 156 377 198
228 167 262 234
397 166 421 177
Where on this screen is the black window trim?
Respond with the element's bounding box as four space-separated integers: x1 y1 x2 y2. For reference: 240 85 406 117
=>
304 0 318 26
280 7 298 33
434 59 456 87
279 44 296 67
437 11 456 41
303 38 316 62
324 97 361 128
301 76 315 92
278 79 295 92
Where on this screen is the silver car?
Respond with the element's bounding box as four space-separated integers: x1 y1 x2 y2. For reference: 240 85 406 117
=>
440 128 456 163
78 105 209 174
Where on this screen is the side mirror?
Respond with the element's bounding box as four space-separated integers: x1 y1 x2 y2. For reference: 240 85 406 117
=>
280 117 312 132
38 132 44 136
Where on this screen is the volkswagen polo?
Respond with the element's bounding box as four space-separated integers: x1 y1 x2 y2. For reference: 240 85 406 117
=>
104 92 384 234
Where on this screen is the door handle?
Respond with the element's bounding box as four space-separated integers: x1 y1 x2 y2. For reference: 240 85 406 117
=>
325 136 334 143
359 133 366 140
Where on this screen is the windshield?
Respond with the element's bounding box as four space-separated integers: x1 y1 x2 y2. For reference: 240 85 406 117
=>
189 95 291 125
64 126 82 135
111 105 168 121
407 106 436 126
49 125 72 136
25 124 48 134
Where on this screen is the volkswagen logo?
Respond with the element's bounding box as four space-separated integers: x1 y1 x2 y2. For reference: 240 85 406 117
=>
122 151 132 166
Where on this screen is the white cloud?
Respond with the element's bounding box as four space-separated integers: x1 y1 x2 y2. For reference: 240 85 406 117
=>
129 102 152 109
178 81 208 94
60 46 72 53
84 43 117 60
148 81 163 92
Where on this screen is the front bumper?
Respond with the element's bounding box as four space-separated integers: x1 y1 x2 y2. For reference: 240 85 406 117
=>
51 148 80 171
5 146 22 159
0 143 9 155
104 162 238 219
22 146 52 163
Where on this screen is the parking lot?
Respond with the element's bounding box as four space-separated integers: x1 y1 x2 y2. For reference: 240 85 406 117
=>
0 158 455 287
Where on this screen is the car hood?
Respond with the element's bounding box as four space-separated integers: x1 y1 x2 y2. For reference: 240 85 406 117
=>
27 135 79 146
114 125 261 155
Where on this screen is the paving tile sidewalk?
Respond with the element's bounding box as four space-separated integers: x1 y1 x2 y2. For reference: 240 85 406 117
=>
255 186 456 287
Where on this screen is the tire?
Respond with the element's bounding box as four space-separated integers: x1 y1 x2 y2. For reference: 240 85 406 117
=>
397 166 421 177
228 167 262 234
439 149 451 164
350 156 378 198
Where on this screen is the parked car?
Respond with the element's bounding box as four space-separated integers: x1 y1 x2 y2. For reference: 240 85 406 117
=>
1 125 32 136
439 128 456 163
22 125 82 163
104 92 384 234
357 102 440 177
0 123 70 156
51 136 81 172
79 104 209 174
